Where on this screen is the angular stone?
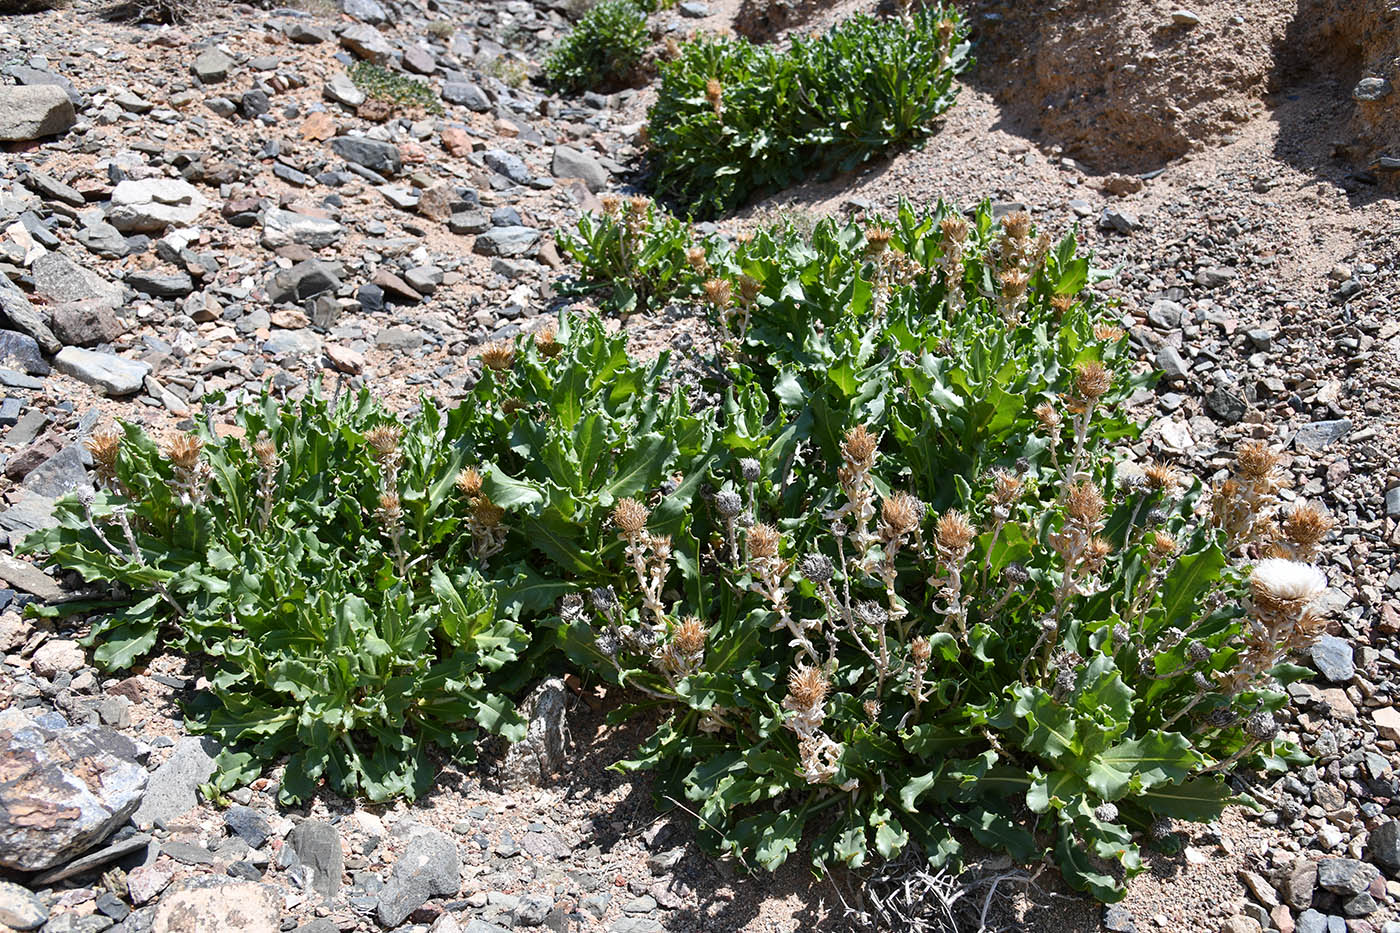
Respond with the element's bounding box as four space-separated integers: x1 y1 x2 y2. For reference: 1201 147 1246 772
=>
482 149 532 186
52 300 125 347
376 830 460 927
0 85 76 142
32 638 84 678
1353 77 1393 102
341 0 386 23
323 73 366 108
21 170 85 207
340 24 394 64
1309 634 1355 683
263 329 322 357
265 259 341 304
130 737 218 829
193 48 236 84
442 82 490 111
33 252 122 309
31 832 151 885
1293 419 1352 452
551 146 608 193
108 179 211 233
126 270 194 298
473 226 539 257
54 347 151 396
286 820 343 897
1317 858 1380 895
261 209 342 249
0 880 46 931
0 712 147 871
329 136 400 176
150 878 278 933
286 22 329 43
403 46 437 75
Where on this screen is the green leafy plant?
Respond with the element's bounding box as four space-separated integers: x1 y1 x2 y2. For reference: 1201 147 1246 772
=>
544 0 650 94
557 195 714 315
349 61 444 115
646 7 971 218
551 205 1328 901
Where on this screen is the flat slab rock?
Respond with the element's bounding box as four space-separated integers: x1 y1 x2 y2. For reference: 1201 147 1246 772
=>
0 708 147 872
151 877 278 933
54 347 151 395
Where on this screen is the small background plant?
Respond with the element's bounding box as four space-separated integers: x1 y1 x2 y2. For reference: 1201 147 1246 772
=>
544 0 650 94
350 61 444 117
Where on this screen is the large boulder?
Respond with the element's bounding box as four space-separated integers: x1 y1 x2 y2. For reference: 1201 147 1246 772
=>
0 709 147 872
0 85 76 142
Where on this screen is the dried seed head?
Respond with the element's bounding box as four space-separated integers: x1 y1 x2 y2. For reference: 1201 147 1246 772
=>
1282 502 1333 554
534 324 562 359
86 429 122 472
252 432 278 467
747 523 781 559
626 195 651 216
686 246 708 271
664 36 680 59
1050 294 1076 317
1149 818 1175 841
999 269 1030 299
739 457 761 482
863 699 880 722
473 497 505 527
1187 641 1211 663
714 490 743 519
1000 211 1030 241
166 433 203 470
600 194 622 216
935 509 975 553
365 424 403 461
377 491 402 522
864 225 893 256
1143 461 1180 493
559 593 586 622
989 468 1023 506
1065 481 1105 525
589 585 618 612
1094 324 1125 342
1034 401 1062 431
1191 671 1212 691
1074 360 1112 402
910 636 931 663
841 424 879 468
456 467 484 498
936 16 957 43
702 277 732 309
1086 535 1113 563
705 78 722 106
1150 531 1179 560
800 553 834 584
1111 624 1128 647
1235 441 1280 482
737 274 761 304
1205 707 1237 728
785 664 829 710
501 397 526 417
613 498 650 535
881 492 922 536
855 600 888 628
1250 558 1326 617
480 341 516 372
1244 709 1278 741
672 615 708 657
940 214 969 243
1003 561 1029 584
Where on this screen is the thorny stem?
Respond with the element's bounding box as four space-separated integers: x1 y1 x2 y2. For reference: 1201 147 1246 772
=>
112 507 187 628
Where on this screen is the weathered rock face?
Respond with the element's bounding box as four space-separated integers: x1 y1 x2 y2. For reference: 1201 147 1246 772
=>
0 85 76 142
150 877 279 933
107 178 211 233
0 709 147 872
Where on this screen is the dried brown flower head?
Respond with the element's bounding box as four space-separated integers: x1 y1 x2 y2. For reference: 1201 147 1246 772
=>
613 498 650 535
940 215 969 244
252 432 278 467
600 194 622 216
747 523 781 559
377 491 402 522
785 664 829 710
1065 481 1105 525
881 492 922 536
999 269 1030 299
702 277 732 309
1150 531 1179 560
841 424 879 469
1094 324 1125 342
705 77 722 115
989 469 1023 506
456 467 483 498
1235 441 1280 482
737 274 762 304
1074 360 1112 402
864 226 893 257
1143 461 1180 493
474 497 505 527
1034 401 1062 431
626 195 651 216
935 509 975 553
534 325 561 359
936 17 957 43
1086 535 1113 563
365 424 403 461
664 37 681 59
672 615 707 657
1282 503 1333 556
910 636 931 663
480 341 516 372
166 433 203 470
1002 211 1032 241
1051 294 1077 317
86 429 122 474
686 246 708 271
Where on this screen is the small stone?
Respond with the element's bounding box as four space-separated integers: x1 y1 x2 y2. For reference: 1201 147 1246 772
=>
1282 860 1317 910
261 209 342 249
376 830 460 927
1206 385 1248 424
287 820 343 897
340 24 394 64
1317 858 1380 895
1353 77 1393 102
330 136 401 176
442 82 490 111
193 48 235 83
32 638 84 677
1375 707 1400 743
482 149 532 186
1293 419 1352 451
1171 9 1201 25
551 146 609 193
1219 917 1261 933
1368 821 1400 872
53 348 151 396
0 85 76 141
323 73 366 108
131 736 218 829
1196 266 1236 287
1099 207 1141 233
108 179 211 233
1309 635 1355 683
224 806 271 849
474 226 539 257
678 1 708 15
151 878 278 933
0 880 47 930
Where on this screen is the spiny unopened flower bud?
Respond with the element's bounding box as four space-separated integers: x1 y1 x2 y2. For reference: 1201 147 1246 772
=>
1235 441 1280 482
841 424 879 468
936 17 956 43
1146 506 1169 525
800 553 834 583
480 341 516 372
1094 803 1119 824
1205 707 1237 728
739 457 761 482
1139 656 1157 677
881 492 922 536
1282 503 1333 555
935 510 975 552
1002 211 1031 241
1086 536 1113 563
1034 401 1062 431
1040 617 1059 635
1111 624 1128 647
1065 481 1105 525
1149 818 1175 841
672 615 707 657
705 78 722 108
166 433 203 470
747 523 780 559
77 486 96 507
702 277 732 309
589 585 618 612
613 498 649 535
1051 294 1076 317
366 424 403 461
1074 360 1112 402
1187 641 1211 663
864 226 892 257
1053 667 1076 698
863 699 880 722
1191 672 1211 691
456 467 483 498
1244 710 1278 741
910 636 931 663
715 490 743 518
377 491 402 523
1003 562 1029 584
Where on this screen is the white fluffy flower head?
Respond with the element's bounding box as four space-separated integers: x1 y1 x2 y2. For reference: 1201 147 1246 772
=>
1250 558 1326 603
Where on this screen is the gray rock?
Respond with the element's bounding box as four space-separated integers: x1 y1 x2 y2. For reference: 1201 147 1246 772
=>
150 877 278 933
323 73 366 108
263 329 323 357
108 179 211 233
52 301 124 347
76 221 129 259
442 82 491 111
473 226 539 258
0 278 61 355
193 48 236 84
1344 892 1379 916
31 832 150 886
1317 857 1379 895
329 136 401 176
1147 299 1183 330
0 85 76 142
0 880 47 930
33 253 122 309
503 678 568 787
266 260 341 304
4 64 83 106
286 821 343 897
260 209 343 249
0 713 147 871
449 210 491 235
1205 385 1248 424
1099 207 1140 233
286 22 330 43
1195 266 1236 288
53 348 151 396
551 146 608 193
205 97 236 118
1309 634 1355 683
376 830 461 927
482 149 532 186
130 737 218 829
1368 820 1400 872
678 1 709 15
126 271 194 298
1296 912 1327 933
1353 77 1393 102
1103 905 1136 933
1385 487 1400 518
608 920 664 933
341 0 386 22
340 24 394 64
224 806 271 849
21 170 85 207
240 89 271 119
1293 419 1352 451
403 46 437 75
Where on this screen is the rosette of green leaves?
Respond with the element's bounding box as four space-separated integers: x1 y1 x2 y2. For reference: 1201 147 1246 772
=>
544 0 649 93
556 203 714 315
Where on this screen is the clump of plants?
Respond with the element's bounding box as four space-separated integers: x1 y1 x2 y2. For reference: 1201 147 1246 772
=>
551 205 1331 901
646 7 971 218
544 0 650 94
349 61 443 117
557 194 716 315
